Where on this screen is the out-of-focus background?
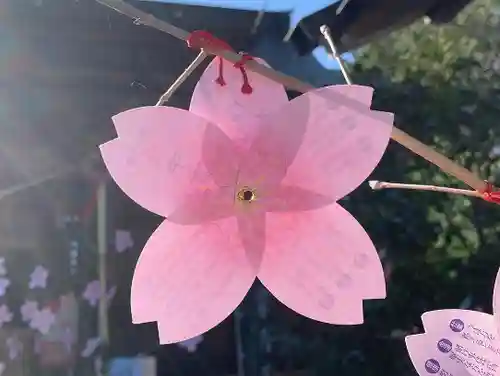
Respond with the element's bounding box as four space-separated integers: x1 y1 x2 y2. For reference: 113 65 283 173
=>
1 0 500 375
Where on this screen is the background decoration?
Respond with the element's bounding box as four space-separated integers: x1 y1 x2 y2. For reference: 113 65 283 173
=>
0 258 6 276
20 300 39 323
29 307 56 335
81 337 101 358
115 230 134 253
177 335 204 352
0 278 10 297
28 266 49 290
0 305 13 328
82 280 116 307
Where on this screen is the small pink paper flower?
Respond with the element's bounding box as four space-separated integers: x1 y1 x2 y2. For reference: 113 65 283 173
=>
29 265 49 289
29 307 55 335
0 305 13 328
100 58 394 344
115 230 134 253
6 336 23 360
406 268 500 376
0 278 10 297
20 300 39 322
83 280 116 307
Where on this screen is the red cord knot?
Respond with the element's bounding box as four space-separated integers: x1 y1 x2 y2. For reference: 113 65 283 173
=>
234 52 254 94
187 30 254 94
480 181 500 204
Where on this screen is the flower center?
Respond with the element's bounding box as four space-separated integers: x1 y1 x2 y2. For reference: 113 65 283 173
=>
237 187 256 202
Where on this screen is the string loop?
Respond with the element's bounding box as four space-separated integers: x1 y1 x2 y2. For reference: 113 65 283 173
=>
187 30 254 94
480 181 500 204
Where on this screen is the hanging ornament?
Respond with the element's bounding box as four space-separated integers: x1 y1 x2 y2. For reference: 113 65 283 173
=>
0 305 13 328
100 54 393 344
20 300 39 322
82 280 116 307
0 278 10 297
177 335 204 353
29 266 49 290
115 230 134 253
29 307 56 335
406 268 500 376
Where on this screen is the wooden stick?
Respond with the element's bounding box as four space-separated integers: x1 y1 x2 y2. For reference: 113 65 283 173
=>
95 0 487 192
369 180 482 198
320 25 352 85
156 50 208 106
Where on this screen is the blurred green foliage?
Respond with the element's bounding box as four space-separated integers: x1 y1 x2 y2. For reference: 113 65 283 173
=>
260 1 500 375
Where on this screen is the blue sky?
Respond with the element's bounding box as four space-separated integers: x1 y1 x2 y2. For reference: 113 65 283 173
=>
139 0 354 69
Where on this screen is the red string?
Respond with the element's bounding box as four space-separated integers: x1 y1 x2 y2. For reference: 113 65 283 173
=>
187 30 254 94
234 52 254 94
480 181 500 204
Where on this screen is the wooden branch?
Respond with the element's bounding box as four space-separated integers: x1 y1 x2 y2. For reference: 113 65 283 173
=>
95 0 488 192
369 181 482 198
156 50 208 105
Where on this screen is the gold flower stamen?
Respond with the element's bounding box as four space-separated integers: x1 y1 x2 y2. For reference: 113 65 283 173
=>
236 187 256 203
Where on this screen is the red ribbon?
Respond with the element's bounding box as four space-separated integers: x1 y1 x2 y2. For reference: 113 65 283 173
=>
480 181 500 204
187 30 254 94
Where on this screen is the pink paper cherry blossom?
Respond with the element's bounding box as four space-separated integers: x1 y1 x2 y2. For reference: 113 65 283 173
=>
406 267 500 376
29 307 55 335
83 280 116 307
100 57 394 344
6 336 23 360
20 300 39 322
0 278 10 297
0 304 13 328
29 265 49 289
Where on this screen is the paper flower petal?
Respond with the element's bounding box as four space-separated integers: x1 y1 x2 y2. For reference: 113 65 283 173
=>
189 57 289 149
261 185 333 212
408 310 500 376
257 203 385 324
244 85 393 201
201 123 240 187
168 187 235 225
405 334 470 376
131 217 256 343
100 107 220 217
237 208 266 269
493 268 500 333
